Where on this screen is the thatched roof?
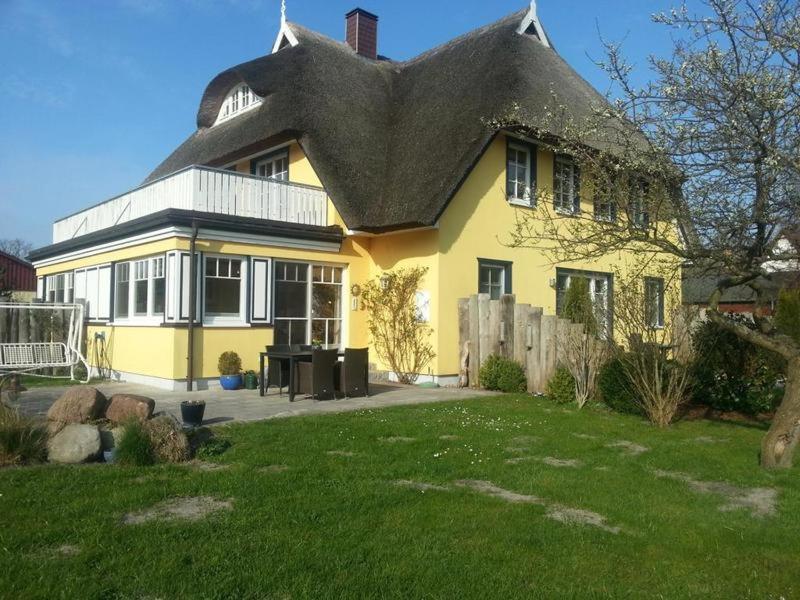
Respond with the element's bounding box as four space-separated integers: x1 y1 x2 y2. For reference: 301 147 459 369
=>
146 8 613 233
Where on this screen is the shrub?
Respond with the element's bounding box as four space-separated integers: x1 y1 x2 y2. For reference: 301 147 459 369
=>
218 352 243 376
546 368 576 404
359 267 435 384
561 277 598 335
597 355 644 415
116 420 156 466
144 416 190 463
775 287 800 345
479 355 527 393
196 436 232 460
0 405 47 466
691 317 783 415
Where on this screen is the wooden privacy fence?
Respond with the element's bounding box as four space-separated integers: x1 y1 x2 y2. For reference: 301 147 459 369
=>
458 293 579 393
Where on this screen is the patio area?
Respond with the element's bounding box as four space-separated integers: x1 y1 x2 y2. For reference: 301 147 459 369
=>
10 381 495 426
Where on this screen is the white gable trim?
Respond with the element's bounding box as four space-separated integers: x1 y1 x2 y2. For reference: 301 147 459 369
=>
517 1 551 48
272 21 299 54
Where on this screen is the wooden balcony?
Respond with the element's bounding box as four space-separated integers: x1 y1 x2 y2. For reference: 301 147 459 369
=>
52 166 329 243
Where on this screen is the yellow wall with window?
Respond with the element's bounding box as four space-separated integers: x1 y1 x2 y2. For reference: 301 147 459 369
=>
435 134 681 376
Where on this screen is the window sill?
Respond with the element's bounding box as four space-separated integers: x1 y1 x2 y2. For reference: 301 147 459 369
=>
508 198 535 209
202 320 251 328
111 318 165 327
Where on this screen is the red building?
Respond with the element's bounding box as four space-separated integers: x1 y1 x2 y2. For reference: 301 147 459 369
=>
0 249 36 294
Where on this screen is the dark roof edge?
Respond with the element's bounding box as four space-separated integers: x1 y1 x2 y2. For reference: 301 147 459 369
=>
0 248 34 267
30 210 344 262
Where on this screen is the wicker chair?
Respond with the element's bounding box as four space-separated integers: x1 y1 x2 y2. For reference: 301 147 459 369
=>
295 349 338 400
336 348 369 398
265 344 291 395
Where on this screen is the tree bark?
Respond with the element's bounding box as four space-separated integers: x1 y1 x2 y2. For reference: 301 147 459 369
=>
761 357 800 469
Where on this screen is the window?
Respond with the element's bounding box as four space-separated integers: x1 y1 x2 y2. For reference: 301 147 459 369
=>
274 261 344 347
554 156 580 214
629 180 650 229
204 256 244 319
312 265 343 347
214 84 262 125
253 151 289 181
593 186 617 222
274 262 309 345
556 268 612 337
507 141 534 205
153 257 165 316
115 263 130 319
74 265 111 320
114 256 168 321
478 259 512 300
45 273 72 303
133 260 149 316
645 277 665 328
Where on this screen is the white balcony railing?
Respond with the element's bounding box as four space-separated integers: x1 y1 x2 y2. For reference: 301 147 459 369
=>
52 166 329 244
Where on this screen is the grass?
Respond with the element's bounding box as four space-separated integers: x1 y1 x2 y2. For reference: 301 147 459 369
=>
1 395 799 598
13 375 103 389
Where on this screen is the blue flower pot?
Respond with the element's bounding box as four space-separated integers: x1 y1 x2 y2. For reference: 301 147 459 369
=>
220 374 243 391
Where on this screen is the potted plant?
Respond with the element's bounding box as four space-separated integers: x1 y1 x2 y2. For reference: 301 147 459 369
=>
218 351 243 390
311 338 324 350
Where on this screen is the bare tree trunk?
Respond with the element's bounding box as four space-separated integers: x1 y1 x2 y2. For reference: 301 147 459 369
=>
761 357 800 469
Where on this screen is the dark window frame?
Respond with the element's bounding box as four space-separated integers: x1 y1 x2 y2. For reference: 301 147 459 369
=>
477 258 513 300
644 276 665 329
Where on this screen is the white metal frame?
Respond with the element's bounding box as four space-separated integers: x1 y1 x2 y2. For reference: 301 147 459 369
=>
0 302 90 382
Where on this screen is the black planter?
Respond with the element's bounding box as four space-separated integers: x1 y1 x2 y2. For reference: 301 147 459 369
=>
180 400 206 427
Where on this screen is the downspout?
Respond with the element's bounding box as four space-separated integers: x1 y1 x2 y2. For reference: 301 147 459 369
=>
186 220 199 392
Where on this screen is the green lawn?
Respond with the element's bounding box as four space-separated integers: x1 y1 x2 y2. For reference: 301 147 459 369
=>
1 395 799 599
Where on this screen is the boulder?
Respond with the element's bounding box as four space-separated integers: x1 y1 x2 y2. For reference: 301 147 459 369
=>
47 424 102 464
99 427 125 451
105 394 155 424
47 386 107 430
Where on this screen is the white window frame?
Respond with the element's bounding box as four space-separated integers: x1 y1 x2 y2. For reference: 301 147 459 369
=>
273 260 345 348
554 156 579 215
556 269 612 338
645 277 665 329
254 151 289 181
202 254 247 326
311 264 344 348
45 272 73 303
214 84 262 126
113 255 168 325
507 141 534 207
73 264 111 321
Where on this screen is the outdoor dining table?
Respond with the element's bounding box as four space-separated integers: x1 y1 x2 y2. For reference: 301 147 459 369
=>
259 349 345 402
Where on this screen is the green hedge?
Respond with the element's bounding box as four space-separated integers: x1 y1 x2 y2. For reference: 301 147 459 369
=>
479 355 527 393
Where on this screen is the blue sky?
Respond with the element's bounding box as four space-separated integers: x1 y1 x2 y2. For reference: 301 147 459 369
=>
0 0 698 249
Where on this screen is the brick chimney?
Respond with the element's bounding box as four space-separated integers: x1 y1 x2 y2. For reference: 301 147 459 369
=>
346 8 378 60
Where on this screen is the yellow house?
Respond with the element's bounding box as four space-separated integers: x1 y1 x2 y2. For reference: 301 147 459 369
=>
29 5 679 390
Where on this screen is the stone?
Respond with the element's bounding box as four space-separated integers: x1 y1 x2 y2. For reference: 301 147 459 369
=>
99 427 124 451
47 424 102 464
46 386 107 431
105 394 155 424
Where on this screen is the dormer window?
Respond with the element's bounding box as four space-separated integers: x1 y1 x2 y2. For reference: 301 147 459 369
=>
215 84 262 126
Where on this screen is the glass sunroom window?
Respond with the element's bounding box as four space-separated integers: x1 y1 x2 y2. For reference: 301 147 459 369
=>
114 263 130 318
274 262 344 347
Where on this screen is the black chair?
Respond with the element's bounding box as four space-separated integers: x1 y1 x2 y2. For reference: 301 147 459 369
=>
290 344 313 352
265 344 291 395
336 348 369 398
295 349 338 400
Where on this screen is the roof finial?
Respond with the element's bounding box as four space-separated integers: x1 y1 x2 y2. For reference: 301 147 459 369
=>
281 0 287 25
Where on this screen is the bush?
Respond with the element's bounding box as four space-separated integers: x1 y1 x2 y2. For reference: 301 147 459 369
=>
597 355 643 415
479 355 527 393
0 405 47 466
561 277 598 335
218 352 242 376
143 416 190 463
196 436 232 460
546 368 576 404
691 317 783 415
116 420 156 466
775 287 800 344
